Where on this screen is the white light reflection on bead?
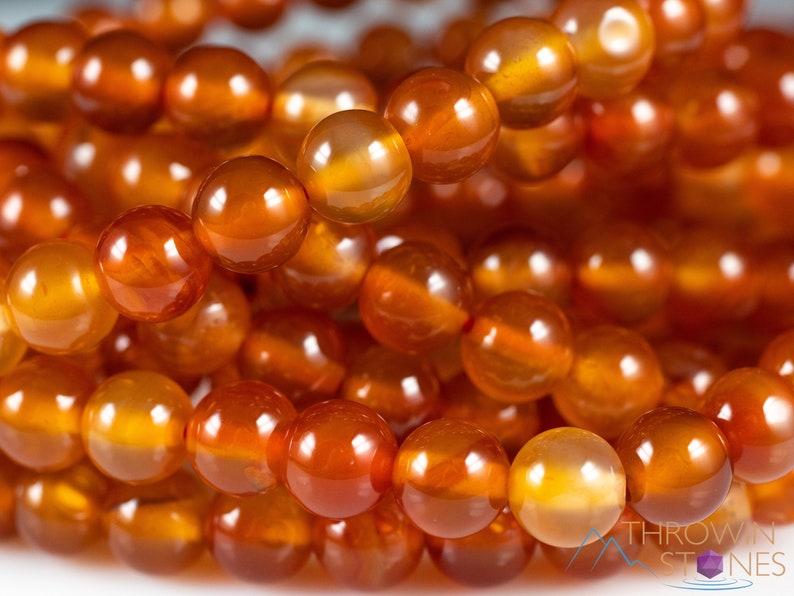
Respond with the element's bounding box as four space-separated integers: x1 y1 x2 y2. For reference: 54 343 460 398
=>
219 507 240 530
229 74 251 96
256 413 276 435
528 461 545 486
122 158 142 186
599 7 640 57
688 437 707 460
82 56 103 84
631 248 653 273
401 376 422 403
285 94 304 117
718 252 744 279
580 460 598 482
757 151 782 178
163 237 180 261
55 394 76 411
482 326 497 348
204 412 222 438
631 99 656 125
336 91 355 110
263 187 284 210
208 187 227 214
536 46 557 68
716 90 740 116
482 50 501 73
150 404 170 426
73 142 96 168
637 439 654 465
55 46 75 65
662 0 686 20
780 360 794 377
169 162 192 182
410 451 428 476
4 391 23 414
529 252 552 276
298 431 316 459
454 98 474 120
530 319 550 342
70 273 84 297
780 72 794 102
465 451 485 474
483 254 500 271
351 433 374 456
2 193 22 225
6 44 28 71
27 481 43 507
764 396 793 431
302 334 320 359
717 402 733 421
50 197 71 219
588 253 604 270
427 271 446 295
99 402 116 429
620 354 640 378
179 73 198 99
314 141 332 167
368 140 387 161
692 371 714 395
131 58 153 81
117 500 138 523
401 100 419 126
19 270 38 297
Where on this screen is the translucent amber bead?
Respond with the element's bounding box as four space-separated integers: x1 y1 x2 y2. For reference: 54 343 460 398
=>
0 20 87 121
509 427 626 548
131 0 214 50
313 493 425 590
747 470 794 525
284 399 397 519
427 506 536 587
15 462 107 554
192 155 310 273
82 370 192 484
95 205 213 322
0 454 19 537
4 239 119 354
637 0 706 66
186 380 296 495
239 306 346 405
393 418 508 539
207 486 313 583
464 17 578 128
657 339 727 410
760 328 794 387
0 138 48 190
354 25 420 87
384 67 500 184
217 0 286 30
552 0 655 99
69 5 125 36
339 345 441 441
272 215 374 311
296 109 412 224
70 29 171 134
700 0 749 54
0 356 95 472
137 273 251 376
358 241 473 354
701 367 794 484
552 325 664 439
435 16 485 70
617 406 733 525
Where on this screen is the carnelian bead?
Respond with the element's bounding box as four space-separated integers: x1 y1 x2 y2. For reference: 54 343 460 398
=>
0 138 48 190
464 17 578 128
0 20 87 121
4 239 118 354
657 339 727 410
359 241 473 354
701 367 794 484
131 0 214 50
509 427 626 548
272 215 375 312
82 370 192 484
137 273 251 376
0 259 26 374
637 0 706 66
0 454 19 537
207 486 313 583
746 470 794 525
313 493 425 590
435 15 484 70
759 328 794 386
192 155 310 273
95 205 212 322
69 5 125 36
392 418 509 539
0 356 95 472
15 462 107 554
617 406 733 525
217 0 286 30
384 67 500 184
186 380 296 495
284 399 397 519
339 345 441 441
104 471 209 574
354 24 420 87
700 0 749 54
239 306 346 405
70 29 171 134
296 109 412 224
552 325 664 439
552 0 655 99
427 506 536 587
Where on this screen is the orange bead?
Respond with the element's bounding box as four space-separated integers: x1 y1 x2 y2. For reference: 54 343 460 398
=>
82 370 193 484
192 155 311 273
384 67 500 184
186 380 296 495
4 239 119 354
0 454 19 537
217 0 286 30
699 0 749 54
393 418 509 539
354 24 421 87
435 15 485 70
747 470 794 525
296 109 412 223
284 399 397 519
0 138 49 190
131 0 215 50
552 0 655 99
164 45 271 147
70 29 171 134
464 17 578 128
637 0 706 66
69 4 126 36
95 205 213 322
657 339 727 410
0 356 95 472
375 220 466 268
760 328 794 387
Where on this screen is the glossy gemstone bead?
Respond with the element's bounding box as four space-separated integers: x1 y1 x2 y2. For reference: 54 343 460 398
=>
82 370 193 484
464 17 578 128
296 109 412 223
509 427 626 548
637 0 706 66
354 24 420 87
131 0 214 50
392 418 509 539
186 380 296 495
435 15 485 69
4 239 119 354
192 155 311 273
617 406 733 525
657 339 727 410
700 0 749 54
95 205 213 322
701 367 794 484
0 138 48 191
747 470 794 525
284 399 397 519
0 356 95 472
760 328 794 387
217 0 286 30
384 67 500 184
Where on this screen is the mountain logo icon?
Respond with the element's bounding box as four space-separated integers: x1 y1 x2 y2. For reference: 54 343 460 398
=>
565 528 657 576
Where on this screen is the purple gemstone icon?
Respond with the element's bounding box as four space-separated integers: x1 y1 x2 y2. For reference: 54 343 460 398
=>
697 549 724 579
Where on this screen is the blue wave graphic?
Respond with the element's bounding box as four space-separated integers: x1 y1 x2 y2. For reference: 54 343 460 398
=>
664 576 754 591
565 528 657 576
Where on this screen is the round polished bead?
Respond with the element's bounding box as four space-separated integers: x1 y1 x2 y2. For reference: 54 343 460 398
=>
284 399 397 519
701 367 794 484
4 239 119 354
637 0 706 66
354 24 420 87
82 370 193 484
435 15 485 69
384 67 500 184
70 29 171 134
617 406 733 525
296 109 412 224
657 339 727 410
217 0 286 30
0 356 95 472
131 0 214 50
95 205 213 322
0 138 49 191
392 418 509 539
192 155 311 273
186 380 296 495
464 17 578 128
509 427 626 548
700 0 749 53
760 328 794 387
747 470 794 526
